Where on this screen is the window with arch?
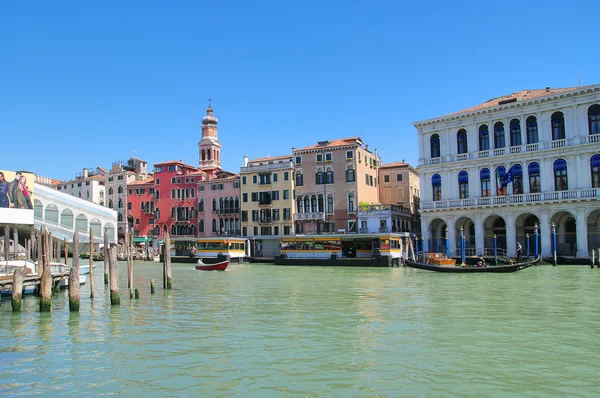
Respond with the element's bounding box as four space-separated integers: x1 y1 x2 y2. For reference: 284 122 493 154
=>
348 193 355 213
325 168 333 184
589 105 600 136
199 219 205 233
296 197 303 213
526 116 538 144
528 162 540 193
551 112 565 140
108 200 113 209
212 198 217 211
154 226 159 236
163 224 167 233
591 155 600 188
295 171 303 186
457 129 468 154
171 225 176 236
311 195 317 212
318 195 324 212
304 197 310 213
510 164 523 194
509 119 522 147
554 159 568 191
327 195 334 214
316 168 324 185
117 186 123 194
108 187 113 195
171 189 175 199
199 199 204 212
212 219 217 232
432 174 442 201
346 165 355 182
430 134 440 158
479 125 490 151
117 199 122 208
494 122 505 148
155 208 160 220
458 171 469 199
219 197 224 211
171 207 175 219
480 168 491 197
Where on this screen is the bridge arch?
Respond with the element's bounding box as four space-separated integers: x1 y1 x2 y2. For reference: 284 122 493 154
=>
75 214 88 232
90 218 102 237
34 199 43 218
61 208 74 228
45 204 59 223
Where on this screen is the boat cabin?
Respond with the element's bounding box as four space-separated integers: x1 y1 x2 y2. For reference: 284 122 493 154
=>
423 252 456 266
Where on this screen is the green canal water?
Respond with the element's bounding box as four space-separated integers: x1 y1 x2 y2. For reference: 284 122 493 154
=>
1 261 600 397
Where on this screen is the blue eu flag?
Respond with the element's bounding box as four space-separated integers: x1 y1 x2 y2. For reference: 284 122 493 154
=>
502 165 515 187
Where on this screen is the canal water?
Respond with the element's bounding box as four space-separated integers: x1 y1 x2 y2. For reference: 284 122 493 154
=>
1 261 599 396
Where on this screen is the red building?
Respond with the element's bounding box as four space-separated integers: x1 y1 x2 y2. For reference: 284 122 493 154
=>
127 178 155 238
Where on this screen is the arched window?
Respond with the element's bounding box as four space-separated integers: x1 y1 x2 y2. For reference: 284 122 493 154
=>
348 193 355 213
510 119 521 147
316 167 324 185
34 199 43 218
171 207 175 219
117 199 122 208
430 134 440 158
155 208 160 220
551 112 565 140
526 116 538 144
432 174 442 201
591 155 600 188
212 198 217 211
457 129 468 154
75 214 88 232
117 186 123 194
154 226 159 236
346 165 355 182
108 187 113 195
199 219 204 233
318 195 324 212
297 197 303 213
171 189 175 199
295 171 303 186
480 168 491 197
234 197 239 211
171 225 176 235
325 168 334 184
219 218 224 233
458 171 469 199
554 159 568 191
311 195 317 212
118 213 123 222
589 105 600 136
108 200 113 209
528 162 540 193
219 197 224 212
303 197 309 213
212 219 217 232
327 195 334 214
496 166 506 195
163 224 167 233
509 164 523 194
494 122 505 149
199 199 204 212
479 125 490 151
155 190 160 199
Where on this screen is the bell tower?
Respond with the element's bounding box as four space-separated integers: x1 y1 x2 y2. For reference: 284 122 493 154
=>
198 98 222 171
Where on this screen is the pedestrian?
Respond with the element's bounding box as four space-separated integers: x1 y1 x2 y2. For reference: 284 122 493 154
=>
516 242 523 263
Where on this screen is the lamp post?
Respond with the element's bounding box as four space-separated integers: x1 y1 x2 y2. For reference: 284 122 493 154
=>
460 227 466 265
414 234 418 260
494 234 498 264
552 222 557 266
534 223 539 259
526 233 530 260
445 227 449 258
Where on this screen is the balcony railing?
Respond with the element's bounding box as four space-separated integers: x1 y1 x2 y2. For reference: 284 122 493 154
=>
294 212 325 221
216 207 240 215
240 161 293 173
259 200 272 206
421 187 600 211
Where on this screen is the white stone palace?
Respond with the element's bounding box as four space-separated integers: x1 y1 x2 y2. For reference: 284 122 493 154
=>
414 85 600 259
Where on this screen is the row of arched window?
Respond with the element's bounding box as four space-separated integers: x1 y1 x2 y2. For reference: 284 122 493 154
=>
33 201 115 238
430 104 600 158
296 194 334 214
152 217 240 237
107 186 124 195
198 196 240 213
431 155 600 200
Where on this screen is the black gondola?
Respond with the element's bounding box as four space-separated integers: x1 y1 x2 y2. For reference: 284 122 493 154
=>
404 255 541 273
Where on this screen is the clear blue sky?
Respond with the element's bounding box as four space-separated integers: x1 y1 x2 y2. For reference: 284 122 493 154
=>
2 1 599 181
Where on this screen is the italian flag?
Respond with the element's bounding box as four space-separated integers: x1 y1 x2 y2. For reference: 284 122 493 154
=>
496 168 503 195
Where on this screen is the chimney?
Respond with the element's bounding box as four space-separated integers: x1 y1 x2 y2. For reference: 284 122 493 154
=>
365 144 369 151
546 86 550 92
243 156 248 167
83 168 89 178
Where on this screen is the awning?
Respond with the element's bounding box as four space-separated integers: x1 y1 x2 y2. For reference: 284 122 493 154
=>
133 237 151 244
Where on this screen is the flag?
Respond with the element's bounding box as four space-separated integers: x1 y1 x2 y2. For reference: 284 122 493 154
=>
502 165 515 187
496 168 504 195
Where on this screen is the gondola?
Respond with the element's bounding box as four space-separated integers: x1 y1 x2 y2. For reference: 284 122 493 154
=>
404 255 541 273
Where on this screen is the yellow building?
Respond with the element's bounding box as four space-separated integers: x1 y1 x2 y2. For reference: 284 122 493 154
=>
240 155 295 238
378 161 420 232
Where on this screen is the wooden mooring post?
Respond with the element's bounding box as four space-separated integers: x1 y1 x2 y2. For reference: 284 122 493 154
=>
30 229 35 262
3 225 9 263
163 232 172 289
13 227 18 261
69 231 81 311
109 245 120 305
89 229 95 298
103 228 109 285
39 228 52 312
150 279 155 294
128 230 134 299
11 267 24 312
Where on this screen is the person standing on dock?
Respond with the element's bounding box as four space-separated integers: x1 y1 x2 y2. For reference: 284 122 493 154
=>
0 172 10 208
516 242 523 263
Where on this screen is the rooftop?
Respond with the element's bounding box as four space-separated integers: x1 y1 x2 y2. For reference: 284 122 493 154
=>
249 154 292 164
293 137 365 152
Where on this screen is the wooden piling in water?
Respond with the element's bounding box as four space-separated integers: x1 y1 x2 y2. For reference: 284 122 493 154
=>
103 229 109 285
69 230 81 311
163 232 172 289
30 229 35 262
3 225 9 263
135 288 139 299
63 238 68 265
13 228 18 260
11 266 24 312
128 230 133 298
89 229 95 299
150 279 155 294
39 228 52 312
109 246 120 305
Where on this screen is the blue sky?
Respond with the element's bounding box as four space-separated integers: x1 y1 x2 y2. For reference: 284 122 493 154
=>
2 1 599 181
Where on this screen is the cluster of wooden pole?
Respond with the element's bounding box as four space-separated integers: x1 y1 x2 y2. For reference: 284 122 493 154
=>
3 225 173 313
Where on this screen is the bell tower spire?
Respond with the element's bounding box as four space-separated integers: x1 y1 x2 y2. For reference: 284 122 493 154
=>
198 98 222 170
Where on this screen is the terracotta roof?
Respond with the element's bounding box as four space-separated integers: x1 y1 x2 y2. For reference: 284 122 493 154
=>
154 160 198 170
128 178 154 186
447 85 593 117
380 161 408 169
294 136 364 152
248 154 292 163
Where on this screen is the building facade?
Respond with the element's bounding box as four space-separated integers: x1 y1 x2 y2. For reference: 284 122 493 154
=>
240 155 294 237
126 178 155 238
377 161 420 233
197 171 240 237
56 167 107 206
292 137 380 234
414 84 600 259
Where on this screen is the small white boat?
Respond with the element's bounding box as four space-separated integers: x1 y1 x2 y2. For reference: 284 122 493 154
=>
79 263 97 275
0 260 37 296
48 263 87 288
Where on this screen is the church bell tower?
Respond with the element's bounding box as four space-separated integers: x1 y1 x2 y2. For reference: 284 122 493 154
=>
198 99 222 171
